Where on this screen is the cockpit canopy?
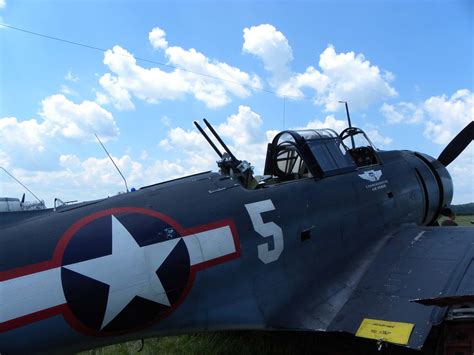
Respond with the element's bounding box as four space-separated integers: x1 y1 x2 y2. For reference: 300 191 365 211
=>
264 127 380 180
340 127 380 167
194 118 381 188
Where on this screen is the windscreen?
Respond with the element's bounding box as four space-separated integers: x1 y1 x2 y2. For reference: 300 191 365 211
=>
307 138 356 174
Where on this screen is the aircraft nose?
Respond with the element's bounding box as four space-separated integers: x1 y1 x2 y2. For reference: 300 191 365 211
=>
412 152 453 224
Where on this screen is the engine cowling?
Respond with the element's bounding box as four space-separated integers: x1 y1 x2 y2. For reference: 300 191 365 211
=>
410 152 453 225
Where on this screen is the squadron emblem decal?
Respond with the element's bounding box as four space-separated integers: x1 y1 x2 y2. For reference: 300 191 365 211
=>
358 169 389 192
358 169 383 182
0 207 240 335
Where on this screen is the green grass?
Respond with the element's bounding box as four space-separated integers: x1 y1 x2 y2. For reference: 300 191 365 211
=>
439 214 474 226
81 332 325 355
79 331 426 355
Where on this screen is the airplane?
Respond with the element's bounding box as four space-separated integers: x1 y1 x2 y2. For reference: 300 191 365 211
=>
0 112 473 354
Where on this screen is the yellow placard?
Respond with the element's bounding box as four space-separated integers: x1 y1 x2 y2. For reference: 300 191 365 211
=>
355 318 414 345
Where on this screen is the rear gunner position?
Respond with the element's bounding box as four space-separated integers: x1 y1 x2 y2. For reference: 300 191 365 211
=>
0 115 473 354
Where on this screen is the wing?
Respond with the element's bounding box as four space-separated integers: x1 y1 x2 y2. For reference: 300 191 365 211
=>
329 225 474 349
272 225 474 349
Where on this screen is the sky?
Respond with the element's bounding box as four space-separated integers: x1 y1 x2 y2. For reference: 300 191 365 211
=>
0 0 472 206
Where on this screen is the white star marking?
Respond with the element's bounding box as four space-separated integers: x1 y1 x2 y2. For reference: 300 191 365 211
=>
63 215 180 329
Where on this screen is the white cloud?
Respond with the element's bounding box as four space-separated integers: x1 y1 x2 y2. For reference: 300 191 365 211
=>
59 154 82 169
140 150 149 160
218 105 263 145
0 95 119 169
57 154 143 189
0 0 6 9
60 85 77 96
98 72 135 110
380 103 404 124
65 70 79 82
97 30 262 110
0 150 10 167
243 24 397 111
299 116 392 148
145 159 186 181
3 154 144 203
217 106 268 169
159 125 217 173
98 24 395 112
0 116 47 154
160 105 268 174
39 94 119 141
160 115 171 127
381 89 473 145
315 46 397 111
380 102 423 124
303 115 348 132
149 27 168 50
1 150 202 205
276 66 329 98
159 126 209 152
363 124 393 147
423 89 473 145
288 46 397 111
243 24 293 85
95 91 111 106
80 155 143 186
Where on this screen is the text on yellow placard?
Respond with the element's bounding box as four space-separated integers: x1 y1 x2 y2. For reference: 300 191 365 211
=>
355 318 414 345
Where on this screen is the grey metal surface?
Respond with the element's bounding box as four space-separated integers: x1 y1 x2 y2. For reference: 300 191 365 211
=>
328 226 474 349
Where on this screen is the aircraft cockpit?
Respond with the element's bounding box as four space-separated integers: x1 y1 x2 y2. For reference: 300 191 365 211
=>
194 119 381 188
340 127 381 167
263 128 358 180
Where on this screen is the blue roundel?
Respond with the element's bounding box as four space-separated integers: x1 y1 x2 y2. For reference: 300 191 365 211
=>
60 211 190 332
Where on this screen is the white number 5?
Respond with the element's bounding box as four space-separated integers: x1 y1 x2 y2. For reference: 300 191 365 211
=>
245 199 284 264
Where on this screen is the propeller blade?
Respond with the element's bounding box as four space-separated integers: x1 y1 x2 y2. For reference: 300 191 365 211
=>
21 193 25 204
438 121 473 167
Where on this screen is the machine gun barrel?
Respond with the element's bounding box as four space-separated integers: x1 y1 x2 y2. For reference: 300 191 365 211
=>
194 121 223 158
203 118 239 163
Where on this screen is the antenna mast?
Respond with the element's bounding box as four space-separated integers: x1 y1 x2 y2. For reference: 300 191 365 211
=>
95 134 129 193
339 101 355 150
0 166 43 203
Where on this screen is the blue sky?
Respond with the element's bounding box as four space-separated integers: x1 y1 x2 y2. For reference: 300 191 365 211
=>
0 0 472 205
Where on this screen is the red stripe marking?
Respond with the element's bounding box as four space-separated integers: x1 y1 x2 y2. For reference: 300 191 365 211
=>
0 304 67 332
0 207 241 334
